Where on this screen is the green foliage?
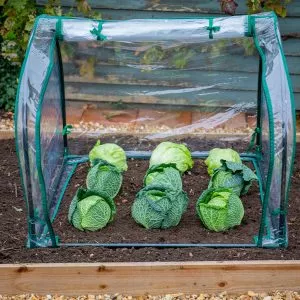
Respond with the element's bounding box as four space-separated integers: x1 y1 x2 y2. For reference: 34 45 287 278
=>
141 45 166 65
246 0 292 17
0 0 101 112
0 0 37 62
0 55 19 111
149 142 193 173
86 160 123 199
69 142 125 232
170 47 195 69
208 160 258 195
196 188 244 232
68 188 116 231
133 142 191 229
204 148 241 176
89 140 128 172
144 163 182 193
141 44 196 70
131 184 189 229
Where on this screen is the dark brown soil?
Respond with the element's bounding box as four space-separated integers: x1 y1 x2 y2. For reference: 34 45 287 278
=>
54 159 260 245
1 138 300 263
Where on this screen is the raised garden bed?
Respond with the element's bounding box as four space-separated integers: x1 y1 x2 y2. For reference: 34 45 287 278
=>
1 137 300 263
1 261 300 295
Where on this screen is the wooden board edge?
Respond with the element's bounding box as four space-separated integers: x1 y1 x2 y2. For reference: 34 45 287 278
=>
2 131 300 141
1 260 300 295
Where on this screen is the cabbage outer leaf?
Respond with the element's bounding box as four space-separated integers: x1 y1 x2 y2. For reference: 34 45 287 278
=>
89 140 128 172
149 142 193 173
196 188 244 232
144 163 182 193
132 184 189 229
68 188 116 231
204 148 241 176
209 160 258 195
86 160 123 198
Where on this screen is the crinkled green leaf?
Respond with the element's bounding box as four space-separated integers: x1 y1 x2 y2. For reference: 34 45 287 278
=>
204 148 241 176
149 142 193 173
162 191 189 229
209 161 258 195
196 188 244 232
89 140 128 172
144 163 182 193
209 169 244 195
68 188 116 231
86 160 122 198
78 198 111 231
132 184 189 229
71 209 83 231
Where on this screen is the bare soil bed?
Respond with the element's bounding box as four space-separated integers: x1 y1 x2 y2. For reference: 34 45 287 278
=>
1 137 300 263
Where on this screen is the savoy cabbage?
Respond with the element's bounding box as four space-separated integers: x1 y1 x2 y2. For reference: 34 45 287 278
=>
149 142 193 173
144 163 182 193
196 188 244 232
205 148 241 176
209 160 258 195
68 188 116 231
131 184 189 229
86 160 123 199
89 140 128 172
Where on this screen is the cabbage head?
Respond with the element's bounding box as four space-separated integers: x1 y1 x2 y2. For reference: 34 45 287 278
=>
196 188 244 232
149 142 193 173
144 163 182 193
208 160 258 195
204 148 241 176
131 185 189 229
68 188 116 231
86 160 122 198
89 140 128 172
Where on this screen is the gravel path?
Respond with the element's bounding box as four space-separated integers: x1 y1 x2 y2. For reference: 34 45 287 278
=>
1 291 300 300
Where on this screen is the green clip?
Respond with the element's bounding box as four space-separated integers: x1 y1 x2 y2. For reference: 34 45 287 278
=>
90 21 107 41
62 124 73 136
247 127 261 152
206 19 220 39
56 17 63 40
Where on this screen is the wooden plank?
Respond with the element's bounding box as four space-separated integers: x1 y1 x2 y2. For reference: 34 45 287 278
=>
1 261 300 295
64 90 258 110
63 57 300 82
35 1 300 35
37 0 300 17
284 39 300 57
62 42 300 72
74 9 300 35
64 70 260 90
65 92 300 110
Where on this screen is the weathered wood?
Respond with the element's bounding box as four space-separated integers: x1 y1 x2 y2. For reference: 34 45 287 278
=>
64 69 261 89
37 0 300 17
63 48 299 74
36 0 300 108
1 261 300 295
36 1 300 35
61 42 299 74
65 89 258 110
283 39 300 57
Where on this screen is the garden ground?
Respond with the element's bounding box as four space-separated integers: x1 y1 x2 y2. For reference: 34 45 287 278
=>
0 134 300 263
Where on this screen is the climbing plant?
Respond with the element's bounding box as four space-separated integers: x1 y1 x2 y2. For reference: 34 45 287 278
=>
220 0 292 17
0 0 100 111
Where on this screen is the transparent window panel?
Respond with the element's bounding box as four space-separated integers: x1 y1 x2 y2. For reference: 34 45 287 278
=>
53 37 262 246
40 51 65 219
60 38 259 154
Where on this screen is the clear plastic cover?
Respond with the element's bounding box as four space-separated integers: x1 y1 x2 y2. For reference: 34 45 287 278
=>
62 37 258 154
15 13 295 248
